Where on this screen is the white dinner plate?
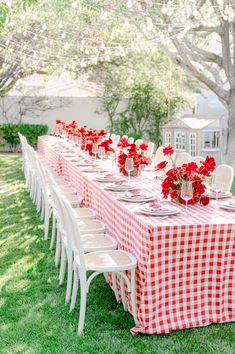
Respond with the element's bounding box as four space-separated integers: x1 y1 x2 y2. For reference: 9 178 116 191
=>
118 193 155 202
219 200 235 211
139 204 180 216
82 168 107 173
206 191 232 199
93 176 124 183
104 184 136 191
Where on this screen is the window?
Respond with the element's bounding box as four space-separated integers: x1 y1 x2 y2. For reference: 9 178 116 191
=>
203 131 220 149
175 131 186 151
189 133 196 157
165 131 171 146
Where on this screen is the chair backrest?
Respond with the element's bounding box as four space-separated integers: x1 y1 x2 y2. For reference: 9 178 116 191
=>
128 137 134 144
135 139 143 146
153 146 164 165
121 135 128 141
60 193 86 269
175 152 191 167
193 156 205 166
106 132 110 139
145 142 155 159
214 164 234 192
110 133 116 141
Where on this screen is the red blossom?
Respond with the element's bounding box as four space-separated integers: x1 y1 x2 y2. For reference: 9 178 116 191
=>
200 195 210 206
140 143 148 151
155 161 168 170
163 146 174 156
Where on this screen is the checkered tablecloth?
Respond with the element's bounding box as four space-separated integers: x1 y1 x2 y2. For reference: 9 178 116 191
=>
38 136 235 335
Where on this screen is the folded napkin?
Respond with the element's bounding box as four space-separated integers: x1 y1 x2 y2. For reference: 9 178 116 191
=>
146 202 171 212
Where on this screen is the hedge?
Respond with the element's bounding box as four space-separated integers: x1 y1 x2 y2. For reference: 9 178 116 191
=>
0 123 48 151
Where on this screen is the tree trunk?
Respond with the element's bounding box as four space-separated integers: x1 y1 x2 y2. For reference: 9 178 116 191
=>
226 94 235 170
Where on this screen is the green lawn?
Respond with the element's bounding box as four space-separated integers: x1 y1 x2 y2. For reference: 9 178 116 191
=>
1 154 235 354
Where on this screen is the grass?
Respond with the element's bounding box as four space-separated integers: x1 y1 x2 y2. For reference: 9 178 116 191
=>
0 153 235 354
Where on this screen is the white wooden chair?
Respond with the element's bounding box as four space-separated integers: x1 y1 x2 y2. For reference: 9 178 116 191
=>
193 156 205 166
175 152 191 167
145 141 155 159
135 139 143 146
153 146 164 165
52 186 117 304
214 164 234 192
60 193 138 335
128 137 134 144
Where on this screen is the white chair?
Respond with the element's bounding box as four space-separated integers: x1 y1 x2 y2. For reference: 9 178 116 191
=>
193 156 205 166
214 164 234 192
128 137 134 144
52 186 116 304
145 141 155 159
135 139 143 147
153 146 164 165
45 168 97 253
175 152 191 167
60 193 138 335
120 135 128 141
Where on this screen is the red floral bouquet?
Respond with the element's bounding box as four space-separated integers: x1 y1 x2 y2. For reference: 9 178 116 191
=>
158 147 216 205
117 137 149 176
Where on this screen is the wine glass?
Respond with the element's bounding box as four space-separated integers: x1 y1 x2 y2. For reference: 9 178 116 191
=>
98 146 106 159
210 174 220 205
125 157 134 182
138 164 146 177
92 143 99 159
180 180 193 215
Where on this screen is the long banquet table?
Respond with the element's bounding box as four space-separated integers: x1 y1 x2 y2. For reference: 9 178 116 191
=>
38 136 235 335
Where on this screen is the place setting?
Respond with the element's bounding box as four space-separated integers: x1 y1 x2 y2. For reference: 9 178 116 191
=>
93 173 124 183
137 201 180 217
117 189 156 202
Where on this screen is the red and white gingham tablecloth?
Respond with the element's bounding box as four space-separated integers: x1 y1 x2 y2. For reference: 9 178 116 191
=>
38 136 235 335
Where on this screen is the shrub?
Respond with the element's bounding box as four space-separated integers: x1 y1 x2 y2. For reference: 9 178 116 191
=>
0 123 48 151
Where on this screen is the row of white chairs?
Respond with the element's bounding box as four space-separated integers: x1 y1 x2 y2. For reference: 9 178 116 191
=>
154 147 234 192
18 133 138 335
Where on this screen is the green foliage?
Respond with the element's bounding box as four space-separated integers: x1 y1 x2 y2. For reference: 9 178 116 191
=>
0 3 10 29
0 123 48 150
107 81 186 145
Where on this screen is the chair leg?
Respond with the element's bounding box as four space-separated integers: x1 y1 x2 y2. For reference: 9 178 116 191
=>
103 272 108 283
70 266 79 312
130 269 138 325
50 214 56 250
120 276 127 311
59 243 67 284
55 229 61 267
77 272 87 335
65 250 73 303
44 211 50 240
111 272 119 302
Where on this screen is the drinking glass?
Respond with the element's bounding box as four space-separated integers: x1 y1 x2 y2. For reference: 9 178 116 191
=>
98 146 106 159
92 143 99 159
125 157 134 182
138 164 146 177
180 180 193 215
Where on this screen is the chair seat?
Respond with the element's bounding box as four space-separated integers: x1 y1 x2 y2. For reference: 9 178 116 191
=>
81 250 137 272
81 233 117 252
74 207 96 219
77 219 105 234
63 233 117 252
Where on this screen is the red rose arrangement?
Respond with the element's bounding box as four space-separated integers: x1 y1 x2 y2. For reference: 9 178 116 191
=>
117 137 149 176
159 147 216 205
55 120 113 156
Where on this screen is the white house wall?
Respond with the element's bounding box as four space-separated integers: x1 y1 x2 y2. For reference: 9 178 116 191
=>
0 96 123 132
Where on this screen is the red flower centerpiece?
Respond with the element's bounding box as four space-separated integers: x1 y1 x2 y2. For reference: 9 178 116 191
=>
117 138 149 176
159 149 216 205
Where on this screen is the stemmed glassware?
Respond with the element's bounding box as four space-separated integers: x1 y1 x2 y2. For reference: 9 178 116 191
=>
125 157 134 182
98 146 106 159
180 180 193 215
92 143 99 159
